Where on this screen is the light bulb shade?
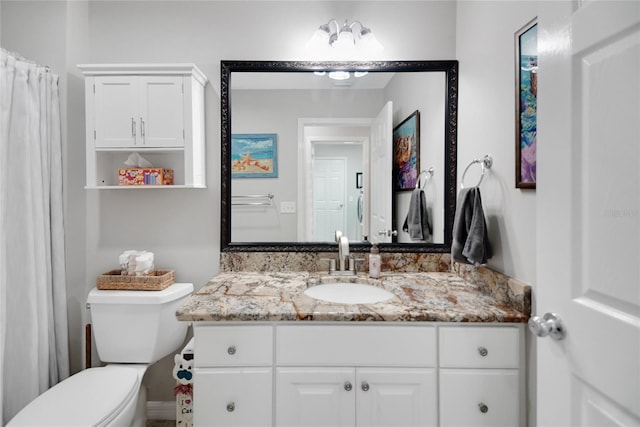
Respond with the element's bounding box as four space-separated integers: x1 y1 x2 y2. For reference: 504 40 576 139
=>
359 28 384 53
306 24 331 50
328 71 350 80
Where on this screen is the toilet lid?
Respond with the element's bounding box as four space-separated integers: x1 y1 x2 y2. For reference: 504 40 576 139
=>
8 366 140 427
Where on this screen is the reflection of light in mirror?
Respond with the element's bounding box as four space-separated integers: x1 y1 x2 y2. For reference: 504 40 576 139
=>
329 71 350 80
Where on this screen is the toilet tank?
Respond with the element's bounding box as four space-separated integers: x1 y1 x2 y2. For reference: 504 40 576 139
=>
87 282 193 363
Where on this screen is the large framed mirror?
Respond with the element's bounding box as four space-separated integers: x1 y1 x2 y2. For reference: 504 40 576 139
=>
221 60 457 253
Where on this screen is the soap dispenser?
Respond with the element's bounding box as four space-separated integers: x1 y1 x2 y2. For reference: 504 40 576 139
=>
369 241 381 278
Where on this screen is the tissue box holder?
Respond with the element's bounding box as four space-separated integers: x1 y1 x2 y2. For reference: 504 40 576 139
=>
96 269 175 291
118 168 174 186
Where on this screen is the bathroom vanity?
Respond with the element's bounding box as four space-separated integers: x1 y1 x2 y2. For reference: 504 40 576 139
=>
177 271 530 427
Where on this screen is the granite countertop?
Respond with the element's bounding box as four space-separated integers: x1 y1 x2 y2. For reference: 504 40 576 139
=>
176 271 530 323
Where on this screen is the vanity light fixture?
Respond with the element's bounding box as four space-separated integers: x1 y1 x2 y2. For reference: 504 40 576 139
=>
306 19 384 55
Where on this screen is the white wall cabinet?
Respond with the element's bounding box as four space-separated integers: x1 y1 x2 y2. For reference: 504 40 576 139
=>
79 64 207 188
192 323 525 427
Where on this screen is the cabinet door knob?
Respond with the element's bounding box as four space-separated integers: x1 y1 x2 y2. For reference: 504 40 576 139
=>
478 346 488 357
478 403 489 414
361 381 370 392
227 345 236 355
344 381 353 391
226 402 235 412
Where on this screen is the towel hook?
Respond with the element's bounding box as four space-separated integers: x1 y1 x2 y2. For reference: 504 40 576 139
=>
416 167 434 189
460 155 493 189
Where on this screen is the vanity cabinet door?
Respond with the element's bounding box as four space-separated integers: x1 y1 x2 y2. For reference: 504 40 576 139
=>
276 367 355 427
439 369 520 427
355 368 437 427
193 367 272 427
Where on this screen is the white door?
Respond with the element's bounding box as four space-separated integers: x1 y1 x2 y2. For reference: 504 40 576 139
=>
138 76 184 147
313 158 347 241
93 76 138 147
276 367 355 427
370 101 393 242
356 368 437 427
536 1 640 426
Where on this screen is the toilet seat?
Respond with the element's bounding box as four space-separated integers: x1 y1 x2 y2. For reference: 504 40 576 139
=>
8 366 141 427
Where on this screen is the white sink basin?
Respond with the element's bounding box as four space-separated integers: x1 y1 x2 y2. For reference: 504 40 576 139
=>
304 283 395 305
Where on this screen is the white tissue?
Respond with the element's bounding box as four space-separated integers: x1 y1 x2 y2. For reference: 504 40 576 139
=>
118 250 154 276
124 152 153 168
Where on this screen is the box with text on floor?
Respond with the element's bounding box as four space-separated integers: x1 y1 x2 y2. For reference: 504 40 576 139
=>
117 168 174 185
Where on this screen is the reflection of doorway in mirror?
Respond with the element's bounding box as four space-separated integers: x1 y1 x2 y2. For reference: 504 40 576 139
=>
299 119 371 243
312 158 347 242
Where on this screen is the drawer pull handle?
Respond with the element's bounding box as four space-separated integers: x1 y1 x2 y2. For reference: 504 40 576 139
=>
227 402 235 412
361 381 370 392
344 381 353 391
478 346 488 357
478 403 489 414
227 346 236 355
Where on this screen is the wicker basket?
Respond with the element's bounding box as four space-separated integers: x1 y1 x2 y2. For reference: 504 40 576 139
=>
97 269 175 291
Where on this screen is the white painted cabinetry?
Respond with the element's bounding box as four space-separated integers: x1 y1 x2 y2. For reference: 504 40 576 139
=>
192 323 524 427
79 64 207 188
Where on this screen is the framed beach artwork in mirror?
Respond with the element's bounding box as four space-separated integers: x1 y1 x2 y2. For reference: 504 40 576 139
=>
393 110 420 191
231 133 278 178
515 18 538 189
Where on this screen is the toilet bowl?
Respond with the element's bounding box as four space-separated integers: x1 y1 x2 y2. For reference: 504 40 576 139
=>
8 282 193 427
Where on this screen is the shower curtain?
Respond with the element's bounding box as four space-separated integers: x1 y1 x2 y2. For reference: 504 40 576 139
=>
0 48 69 424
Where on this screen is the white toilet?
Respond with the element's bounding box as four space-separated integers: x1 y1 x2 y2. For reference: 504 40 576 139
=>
8 282 194 427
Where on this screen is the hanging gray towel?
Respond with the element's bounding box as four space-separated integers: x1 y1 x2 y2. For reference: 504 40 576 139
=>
403 188 432 240
451 187 492 265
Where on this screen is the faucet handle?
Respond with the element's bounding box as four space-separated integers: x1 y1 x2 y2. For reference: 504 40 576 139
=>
320 258 337 273
350 257 365 273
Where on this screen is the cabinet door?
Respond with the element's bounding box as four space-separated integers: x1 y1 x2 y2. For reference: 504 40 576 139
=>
440 369 520 427
93 76 138 148
356 368 437 427
193 367 272 427
276 367 355 427
138 76 184 147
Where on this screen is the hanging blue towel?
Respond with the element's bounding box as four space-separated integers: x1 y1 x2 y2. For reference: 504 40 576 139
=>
403 188 432 241
451 187 491 265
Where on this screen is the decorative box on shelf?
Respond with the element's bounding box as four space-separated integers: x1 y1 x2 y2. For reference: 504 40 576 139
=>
118 168 174 186
96 269 175 291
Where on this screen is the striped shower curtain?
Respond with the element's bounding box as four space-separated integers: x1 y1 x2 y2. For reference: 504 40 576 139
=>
0 48 69 424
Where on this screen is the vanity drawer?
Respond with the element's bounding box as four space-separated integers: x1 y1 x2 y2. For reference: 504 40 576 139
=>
194 325 273 367
439 326 520 368
276 324 436 366
439 369 520 427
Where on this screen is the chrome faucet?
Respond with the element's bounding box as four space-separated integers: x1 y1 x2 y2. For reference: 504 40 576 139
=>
336 231 350 272
325 230 354 276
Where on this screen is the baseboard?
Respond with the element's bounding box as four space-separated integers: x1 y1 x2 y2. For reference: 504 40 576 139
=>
147 400 176 420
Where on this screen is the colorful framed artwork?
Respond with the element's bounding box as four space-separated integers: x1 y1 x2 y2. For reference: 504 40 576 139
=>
231 133 278 178
393 110 420 191
515 18 538 189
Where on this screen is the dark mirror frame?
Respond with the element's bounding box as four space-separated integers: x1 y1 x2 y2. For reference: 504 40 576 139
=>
221 60 458 253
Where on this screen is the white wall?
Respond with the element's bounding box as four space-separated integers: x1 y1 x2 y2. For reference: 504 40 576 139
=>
456 2 538 426
456 1 537 285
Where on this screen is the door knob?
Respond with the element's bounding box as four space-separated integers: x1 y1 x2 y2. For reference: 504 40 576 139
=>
528 312 566 340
